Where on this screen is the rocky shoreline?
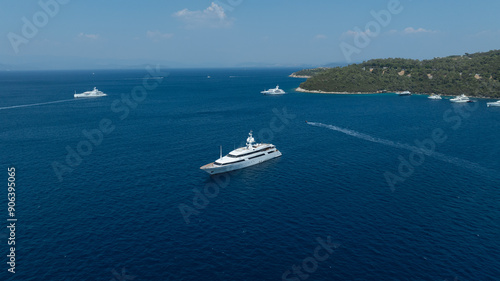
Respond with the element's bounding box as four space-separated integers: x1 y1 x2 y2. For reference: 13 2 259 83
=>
289 74 312 79
295 87 496 99
295 87 378 94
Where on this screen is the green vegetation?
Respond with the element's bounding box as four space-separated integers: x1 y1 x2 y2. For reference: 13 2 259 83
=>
296 50 500 98
291 68 330 77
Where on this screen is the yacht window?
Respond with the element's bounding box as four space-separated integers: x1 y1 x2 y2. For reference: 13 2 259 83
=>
249 154 265 159
219 159 245 166
235 147 268 157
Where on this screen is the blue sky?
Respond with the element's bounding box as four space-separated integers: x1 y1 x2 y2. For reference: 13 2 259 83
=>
1 0 500 69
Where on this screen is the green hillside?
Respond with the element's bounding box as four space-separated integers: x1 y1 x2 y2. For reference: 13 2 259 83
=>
294 50 500 98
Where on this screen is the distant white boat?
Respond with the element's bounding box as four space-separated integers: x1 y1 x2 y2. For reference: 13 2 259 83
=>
74 87 107 98
261 85 286 95
397 91 411 96
450 94 470 103
487 100 500 107
428 93 442 100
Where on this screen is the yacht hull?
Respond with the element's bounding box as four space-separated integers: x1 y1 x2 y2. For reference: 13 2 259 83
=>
201 150 282 175
262 92 285 95
74 94 107 98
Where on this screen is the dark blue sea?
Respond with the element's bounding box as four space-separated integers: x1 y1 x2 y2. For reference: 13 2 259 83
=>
1 68 499 281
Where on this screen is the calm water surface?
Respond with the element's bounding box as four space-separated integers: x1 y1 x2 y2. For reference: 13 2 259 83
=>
0 68 499 280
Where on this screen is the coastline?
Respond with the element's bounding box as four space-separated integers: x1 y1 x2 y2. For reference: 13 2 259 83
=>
295 87 497 99
289 74 312 78
295 87 379 95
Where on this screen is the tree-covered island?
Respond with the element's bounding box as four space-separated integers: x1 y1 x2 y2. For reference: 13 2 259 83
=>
292 50 500 98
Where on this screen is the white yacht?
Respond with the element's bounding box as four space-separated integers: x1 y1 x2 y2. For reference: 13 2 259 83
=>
74 87 107 98
261 85 286 95
450 94 470 103
397 91 411 96
200 131 282 175
428 93 442 100
487 100 500 107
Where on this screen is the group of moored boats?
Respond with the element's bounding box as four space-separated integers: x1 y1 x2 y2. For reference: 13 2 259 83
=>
398 91 500 106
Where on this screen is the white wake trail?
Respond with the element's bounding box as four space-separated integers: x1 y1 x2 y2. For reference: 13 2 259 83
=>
307 122 495 175
0 99 77 110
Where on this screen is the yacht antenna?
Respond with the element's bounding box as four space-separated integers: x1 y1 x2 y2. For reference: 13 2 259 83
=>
220 145 222 159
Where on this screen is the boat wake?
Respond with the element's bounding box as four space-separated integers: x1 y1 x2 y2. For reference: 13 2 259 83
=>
0 99 77 110
307 122 495 175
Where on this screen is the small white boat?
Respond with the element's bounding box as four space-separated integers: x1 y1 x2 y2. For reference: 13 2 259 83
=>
428 93 442 100
74 87 107 98
200 131 282 175
397 91 411 96
487 100 500 107
261 85 286 95
450 94 470 103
